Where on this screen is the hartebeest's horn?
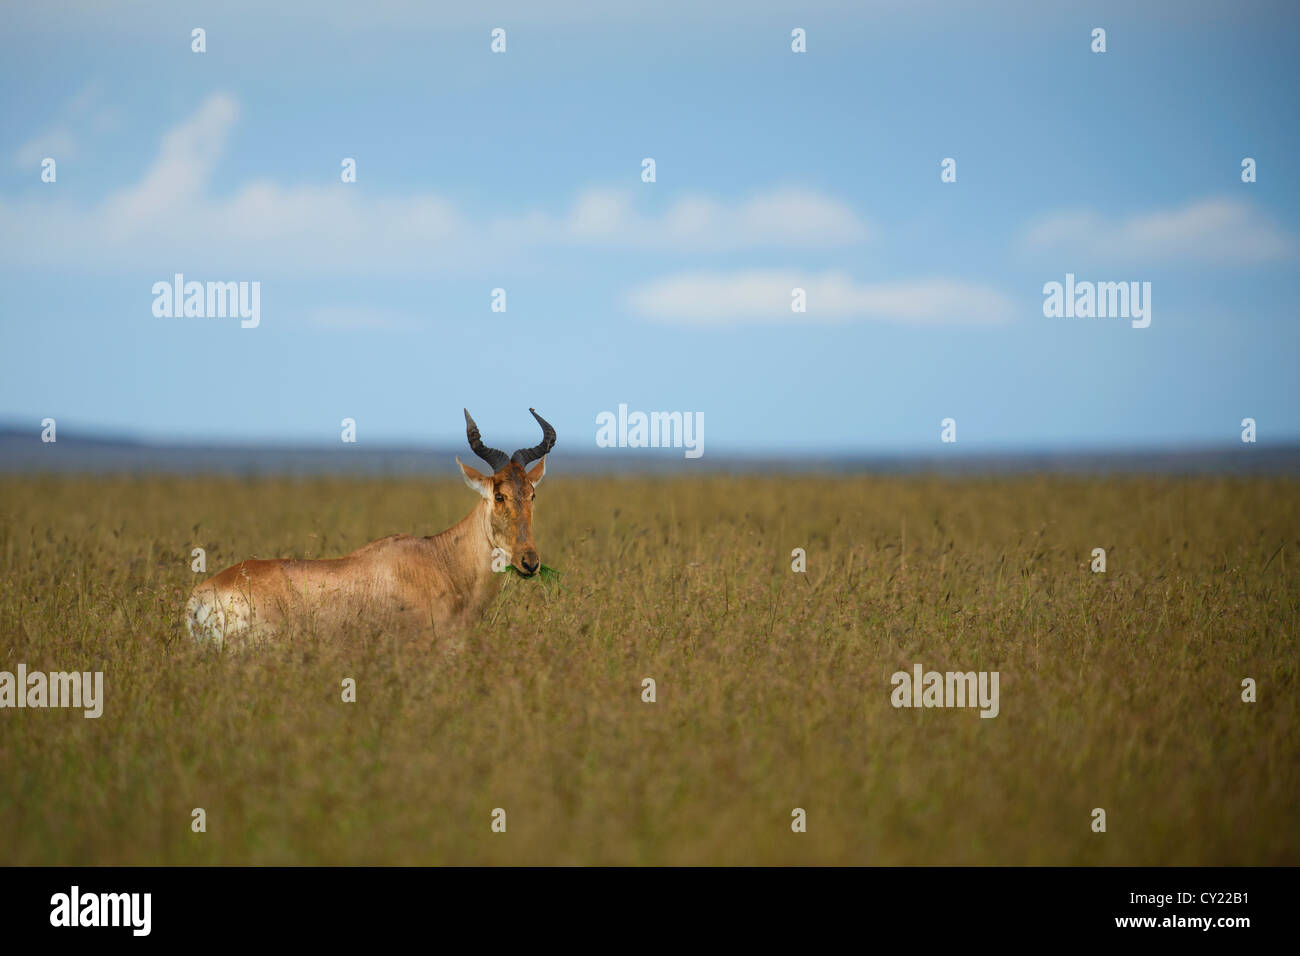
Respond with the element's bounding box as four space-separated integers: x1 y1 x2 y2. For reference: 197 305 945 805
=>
511 408 556 466
464 408 510 471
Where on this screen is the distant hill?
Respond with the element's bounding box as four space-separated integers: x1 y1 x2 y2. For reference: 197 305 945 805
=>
2 428 1298 476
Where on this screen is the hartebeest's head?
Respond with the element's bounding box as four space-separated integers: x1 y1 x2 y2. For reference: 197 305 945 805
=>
457 408 556 577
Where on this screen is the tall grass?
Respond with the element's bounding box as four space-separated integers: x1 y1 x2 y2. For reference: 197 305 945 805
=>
0 473 1296 864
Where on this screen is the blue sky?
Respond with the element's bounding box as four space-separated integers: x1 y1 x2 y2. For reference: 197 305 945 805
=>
1 0 1297 457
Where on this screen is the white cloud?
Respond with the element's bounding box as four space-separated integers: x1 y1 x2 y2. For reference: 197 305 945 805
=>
103 94 240 228
13 128 77 168
627 270 1014 325
302 305 421 330
0 93 869 276
11 79 115 168
502 186 872 250
1020 197 1298 264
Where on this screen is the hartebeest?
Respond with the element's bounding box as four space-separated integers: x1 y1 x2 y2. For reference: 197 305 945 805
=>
186 409 556 647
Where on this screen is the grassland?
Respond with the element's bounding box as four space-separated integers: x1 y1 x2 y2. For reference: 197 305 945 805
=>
0 473 1296 865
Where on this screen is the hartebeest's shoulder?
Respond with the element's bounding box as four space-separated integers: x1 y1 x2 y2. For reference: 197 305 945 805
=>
186 408 556 648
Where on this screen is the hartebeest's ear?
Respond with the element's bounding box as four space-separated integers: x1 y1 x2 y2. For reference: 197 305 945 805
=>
526 456 546 487
456 456 493 499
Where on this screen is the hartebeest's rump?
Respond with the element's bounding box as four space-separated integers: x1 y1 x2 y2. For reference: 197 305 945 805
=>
186 409 556 647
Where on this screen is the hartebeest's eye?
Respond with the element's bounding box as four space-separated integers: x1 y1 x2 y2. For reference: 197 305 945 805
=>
495 493 505 503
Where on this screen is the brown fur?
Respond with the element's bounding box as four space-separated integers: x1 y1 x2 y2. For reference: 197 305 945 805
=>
186 457 546 647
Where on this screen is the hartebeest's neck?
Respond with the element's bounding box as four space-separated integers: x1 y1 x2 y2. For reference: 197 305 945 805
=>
424 498 504 616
